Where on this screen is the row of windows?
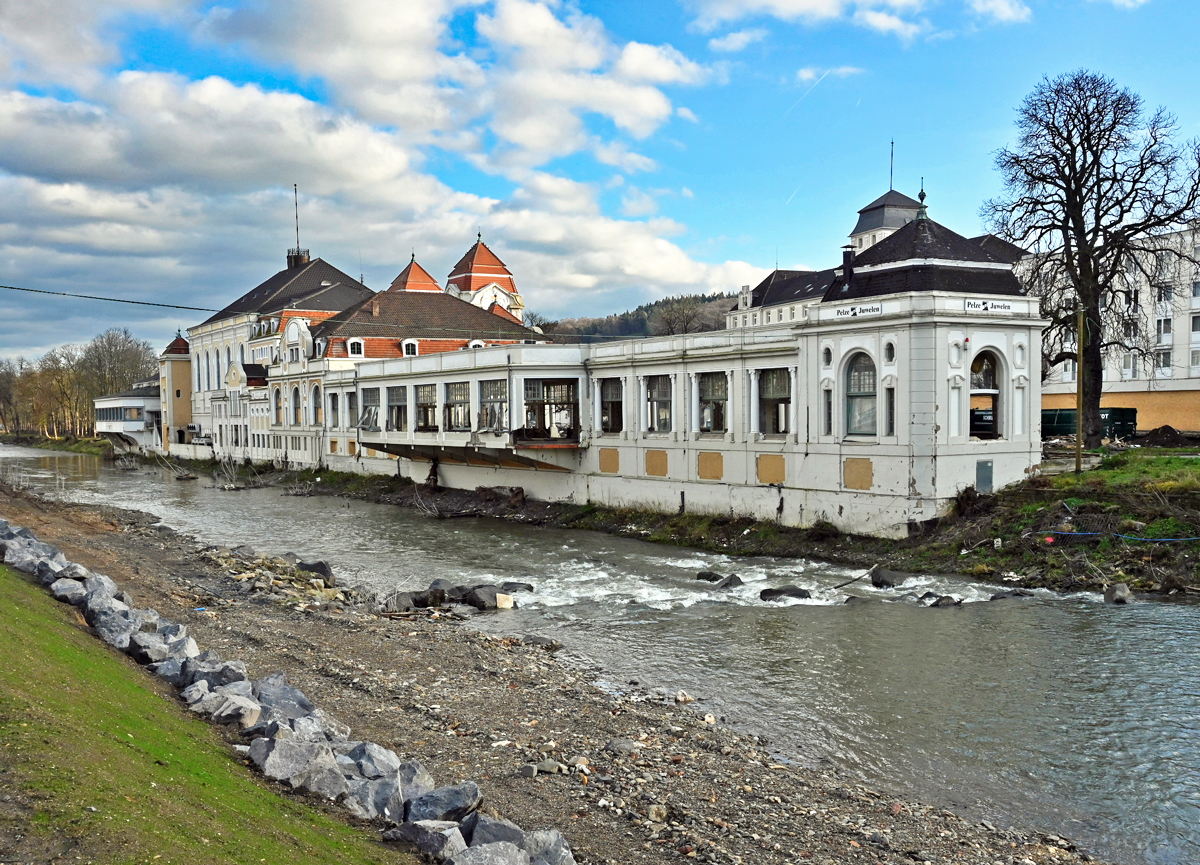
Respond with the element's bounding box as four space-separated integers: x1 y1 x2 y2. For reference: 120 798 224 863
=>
96 407 143 422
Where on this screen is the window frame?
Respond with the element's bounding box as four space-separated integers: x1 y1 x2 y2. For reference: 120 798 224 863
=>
645 375 672 433
697 372 727 434
758 368 791 435
386 386 408 432
444 381 471 432
415 384 438 432
844 353 877 437
599 378 623 433
359 387 381 431
479 380 508 432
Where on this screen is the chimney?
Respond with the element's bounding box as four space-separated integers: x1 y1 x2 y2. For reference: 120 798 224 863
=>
371 300 380 317
842 246 855 284
287 247 311 269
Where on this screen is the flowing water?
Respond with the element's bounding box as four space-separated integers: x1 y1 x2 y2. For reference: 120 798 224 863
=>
2 445 1198 865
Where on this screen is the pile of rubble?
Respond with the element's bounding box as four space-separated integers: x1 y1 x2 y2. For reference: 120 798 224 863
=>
0 519 578 865
200 545 363 608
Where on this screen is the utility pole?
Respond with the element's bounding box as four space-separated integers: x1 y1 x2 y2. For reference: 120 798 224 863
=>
1075 303 1084 474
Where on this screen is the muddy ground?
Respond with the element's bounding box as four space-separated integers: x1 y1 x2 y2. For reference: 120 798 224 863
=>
0 481 1106 865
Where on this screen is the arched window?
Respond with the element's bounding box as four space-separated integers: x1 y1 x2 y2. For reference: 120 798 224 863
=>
329 393 339 428
273 388 282 425
292 387 301 426
970 351 1001 439
403 340 418 357
226 346 231 370
239 343 245 365
205 352 211 390
845 353 877 436
311 385 322 425
195 356 201 391
215 353 221 386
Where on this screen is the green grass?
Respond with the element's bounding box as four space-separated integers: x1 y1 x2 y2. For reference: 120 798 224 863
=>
1057 451 1200 492
0 565 416 865
0 434 113 457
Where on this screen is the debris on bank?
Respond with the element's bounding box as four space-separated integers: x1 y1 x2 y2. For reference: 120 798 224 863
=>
1 518 581 865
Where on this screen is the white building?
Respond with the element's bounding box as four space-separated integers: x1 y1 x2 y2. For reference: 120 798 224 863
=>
265 194 1045 538
94 379 161 454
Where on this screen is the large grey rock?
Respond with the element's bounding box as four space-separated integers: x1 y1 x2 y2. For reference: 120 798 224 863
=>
36 559 63 585
3 537 66 574
82 573 118 601
252 672 316 720
350 741 402 779
128 632 172 664
368 772 405 822
715 575 743 590
397 760 436 803
297 560 334 581
165 635 200 661
211 695 262 729
759 585 811 601
56 562 90 582
448 842 530 865
291 708 350 742
463 586 502 610
91 607 158 650
184 656 248 689
149 657 189 687
524 830 576 865
49 578 86 605
181 679 210 704
156 621 188 641
214 680 254 699
467 813 525 848
928 595 962 608
189 691 230 715
295 748 348 799
869 566 912 589
408 781 484 823
386 821 468 861
1105 582 1133 604
249 737 338 791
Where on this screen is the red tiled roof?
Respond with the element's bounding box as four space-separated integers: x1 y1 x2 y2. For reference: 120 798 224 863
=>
161 334 190 355
447 240 516 294
387 258 442 292
312 288 538 345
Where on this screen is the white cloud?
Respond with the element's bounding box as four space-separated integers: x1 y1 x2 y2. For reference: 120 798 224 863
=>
676 106 699 122
968 0 1031 22
854 9 922 39
0 0 766 353
707 28 768 51
1100 0 1150 6
797 65 864 82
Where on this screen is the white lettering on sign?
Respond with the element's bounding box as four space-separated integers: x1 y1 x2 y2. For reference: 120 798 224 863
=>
964 298 1015 313
833 303 883 319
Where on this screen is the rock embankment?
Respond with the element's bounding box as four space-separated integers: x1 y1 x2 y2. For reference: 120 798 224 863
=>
1 517 578 865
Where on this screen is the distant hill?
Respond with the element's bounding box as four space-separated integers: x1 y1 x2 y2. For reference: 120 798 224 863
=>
535 292 736 340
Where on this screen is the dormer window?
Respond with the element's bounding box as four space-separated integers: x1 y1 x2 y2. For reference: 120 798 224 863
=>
469 339 485 349
348 339 364 357
402 340 418 357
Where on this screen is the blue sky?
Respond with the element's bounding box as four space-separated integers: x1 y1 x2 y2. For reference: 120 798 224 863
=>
0 0 1193 356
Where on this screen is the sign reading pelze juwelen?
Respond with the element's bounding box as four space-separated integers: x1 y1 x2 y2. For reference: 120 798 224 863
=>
964 298 1015 313
833 303 883 319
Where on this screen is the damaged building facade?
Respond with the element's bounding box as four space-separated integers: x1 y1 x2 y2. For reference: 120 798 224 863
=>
126 192 1046 538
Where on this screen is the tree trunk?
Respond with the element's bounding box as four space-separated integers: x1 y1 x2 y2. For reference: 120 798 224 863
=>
1082 303 1106 449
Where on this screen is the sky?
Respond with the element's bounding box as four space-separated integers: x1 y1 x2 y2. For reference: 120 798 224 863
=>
0 0 1195 357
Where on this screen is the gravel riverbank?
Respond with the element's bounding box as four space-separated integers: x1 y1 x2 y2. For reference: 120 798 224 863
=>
0 481 1108 865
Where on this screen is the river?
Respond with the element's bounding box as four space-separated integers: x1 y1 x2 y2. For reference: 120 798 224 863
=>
1 444 1197 865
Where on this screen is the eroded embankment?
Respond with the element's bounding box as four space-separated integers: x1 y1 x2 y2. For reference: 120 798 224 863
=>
0 479 1108 865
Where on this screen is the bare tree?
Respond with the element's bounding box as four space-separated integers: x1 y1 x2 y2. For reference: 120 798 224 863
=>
983 70 1200 446
650 296 703 335
522 310 556 332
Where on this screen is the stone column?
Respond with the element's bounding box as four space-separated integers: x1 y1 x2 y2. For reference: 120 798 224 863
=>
670 373 679 436
637 375 647 435
749 369 760 441
689 372 700 439
789 366 799 442
593 378 603 432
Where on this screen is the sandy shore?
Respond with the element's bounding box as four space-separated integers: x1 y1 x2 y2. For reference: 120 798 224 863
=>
0 481 1106 865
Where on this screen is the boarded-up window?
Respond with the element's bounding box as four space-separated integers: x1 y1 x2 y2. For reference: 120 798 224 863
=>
697 451 723 480
645 449 668 477
757 454 785 484
843 457 873 490
598 447 620 474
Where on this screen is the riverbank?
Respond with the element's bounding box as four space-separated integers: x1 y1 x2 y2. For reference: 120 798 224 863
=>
189 450 1200 598
0 479 1106 865
0 561 416 865
0 432 113 458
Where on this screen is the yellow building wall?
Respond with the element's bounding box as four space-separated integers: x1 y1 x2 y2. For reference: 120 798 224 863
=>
1042 390 1200 432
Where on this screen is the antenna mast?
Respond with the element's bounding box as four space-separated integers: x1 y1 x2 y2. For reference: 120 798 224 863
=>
294 184 300 250
890 140 894 190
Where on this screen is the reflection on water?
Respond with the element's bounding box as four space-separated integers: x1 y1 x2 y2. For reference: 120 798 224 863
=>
3 445 1198 865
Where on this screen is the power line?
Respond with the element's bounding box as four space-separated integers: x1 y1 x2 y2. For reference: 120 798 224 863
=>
0 283 218 312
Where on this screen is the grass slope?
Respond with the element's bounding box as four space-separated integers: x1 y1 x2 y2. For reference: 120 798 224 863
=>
0 565 415 865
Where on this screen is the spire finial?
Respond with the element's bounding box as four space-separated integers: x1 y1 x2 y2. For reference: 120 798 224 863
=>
477 230 482 243
411 249 415 262
889 139 894 191
916 179 928 220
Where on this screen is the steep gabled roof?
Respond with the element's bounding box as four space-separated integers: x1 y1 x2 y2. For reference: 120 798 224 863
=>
388 257 442 292
200 258 373 326
161 334 190 355
969 234 1028 264
447 239 517 294
737 268 837 311
312 290 538 343
851 190 922 236
853 216 1008 267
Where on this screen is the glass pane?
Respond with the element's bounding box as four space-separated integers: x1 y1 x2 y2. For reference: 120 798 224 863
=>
445 381 469 402
481 380 507 401
759 368 790 399
847 395 876 435
646 375 671 400
601 378 622 401
361 387 380 407
847 354 876 394
415 384 436 405
970 354 996 390
387 386 406 405
698 372 727 400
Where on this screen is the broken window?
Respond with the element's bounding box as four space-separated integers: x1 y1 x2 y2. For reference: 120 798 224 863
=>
759 368 790 435
445 382 471 432
358 387 380 431
387 386 407 432
415 384 437 432
698 372 727 433
600 378 622 433
646 375 671 433
480 380 508 431
522 379 579 440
